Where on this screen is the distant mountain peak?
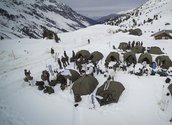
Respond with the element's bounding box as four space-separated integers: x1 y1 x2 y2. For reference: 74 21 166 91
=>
0 0 97 39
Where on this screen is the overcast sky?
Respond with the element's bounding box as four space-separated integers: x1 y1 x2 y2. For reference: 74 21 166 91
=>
59 0 147 18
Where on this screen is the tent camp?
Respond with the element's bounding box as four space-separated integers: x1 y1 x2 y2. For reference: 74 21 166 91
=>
72 75 98 102
118 42 128 51
90 51 104 63
76 50 90 59
155 56 172 69
123 52 137 65
96 80 125 106
105 52 119 62
138 53 152 64
148 46 164 54
131 46 143 53
168 84 172 96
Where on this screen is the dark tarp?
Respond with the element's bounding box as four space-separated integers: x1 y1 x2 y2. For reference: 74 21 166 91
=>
155 56 172 69
72 75 98 96
96 81 125 106
149 46 164 54
105 52 119 62
90 51 104 62
123 52 137 64
138 53 152 64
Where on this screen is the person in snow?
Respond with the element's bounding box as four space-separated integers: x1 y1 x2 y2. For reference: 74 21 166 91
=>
88 39 90 44
46 64 54 76
58 58 63 69
24 69 33 85
41 70 50 83
86 65 94 76
131 40 135 48
61 56 67 68
51 47 54 57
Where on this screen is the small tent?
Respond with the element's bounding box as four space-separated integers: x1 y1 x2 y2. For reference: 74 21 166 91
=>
96 80 125 106
76 50 90 59
123 52 137 65
148 46 164 54
105 52 119 62
168 84 172 96
90 51 104 63
155 56 172 69
138 53 152 64
72 75 98 102
118 42 128 51
60 69 80 82
131 46 143 53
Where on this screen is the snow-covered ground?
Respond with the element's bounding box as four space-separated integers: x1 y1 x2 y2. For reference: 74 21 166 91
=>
0 24 172 125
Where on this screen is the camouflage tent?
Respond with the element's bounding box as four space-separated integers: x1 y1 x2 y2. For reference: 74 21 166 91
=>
105 52 119 62
90 51 104 62
155 56 172 69
76 50 90 59
72 75 98 96
129 28 142 36
149 46 164 54
168 84 172 96
131 46 143 53
138 53 152 64
123 52 137 64
118 42 128 51
96 81 125 106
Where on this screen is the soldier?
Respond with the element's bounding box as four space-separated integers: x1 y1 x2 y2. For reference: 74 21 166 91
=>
61 56 67 68
58 58 63 69
24 69 33 85
41 70 50 83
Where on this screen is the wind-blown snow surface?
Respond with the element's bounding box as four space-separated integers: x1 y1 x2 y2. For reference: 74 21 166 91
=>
0 24 172 125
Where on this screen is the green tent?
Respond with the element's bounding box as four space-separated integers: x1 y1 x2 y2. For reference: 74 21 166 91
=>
123 52 137 64
155 56 172 69
168 84 172 96
131 46 143 53
96 81 125 106
149 46 164 54
76 50 90 59
138 53 152 64
105 52 119 62
61 69 80 82
118 42 128 51
72 75 98 96
90 51 104 62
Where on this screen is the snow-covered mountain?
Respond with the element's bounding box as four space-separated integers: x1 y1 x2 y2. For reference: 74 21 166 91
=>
105 0 172 34
0 0 96 39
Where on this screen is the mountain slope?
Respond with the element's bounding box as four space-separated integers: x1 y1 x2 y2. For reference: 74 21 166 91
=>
0 0 96 39
105 0 172 34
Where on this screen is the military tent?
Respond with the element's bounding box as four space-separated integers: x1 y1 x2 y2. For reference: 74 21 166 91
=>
131 46 143 53
118 42 128 51
96 81 125 106
72 75 98 102
148 46 164 54
155 56 172 69
168 84 172 96
90 51 103 62
105 52 119 62
123 52 137 65
138 53 152 64
76 50 90 59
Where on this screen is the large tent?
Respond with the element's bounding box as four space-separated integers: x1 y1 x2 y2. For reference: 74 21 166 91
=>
90 51 104 63
72 75 98 100
105 52 119 62
148 46 164 54
60 69 80 82
123 52 137 65
138 53 152 64
131 46 143 53
168 84 172 96
155 55 172 69
75 50 90 59
118 42 128 51
96 81 125 106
